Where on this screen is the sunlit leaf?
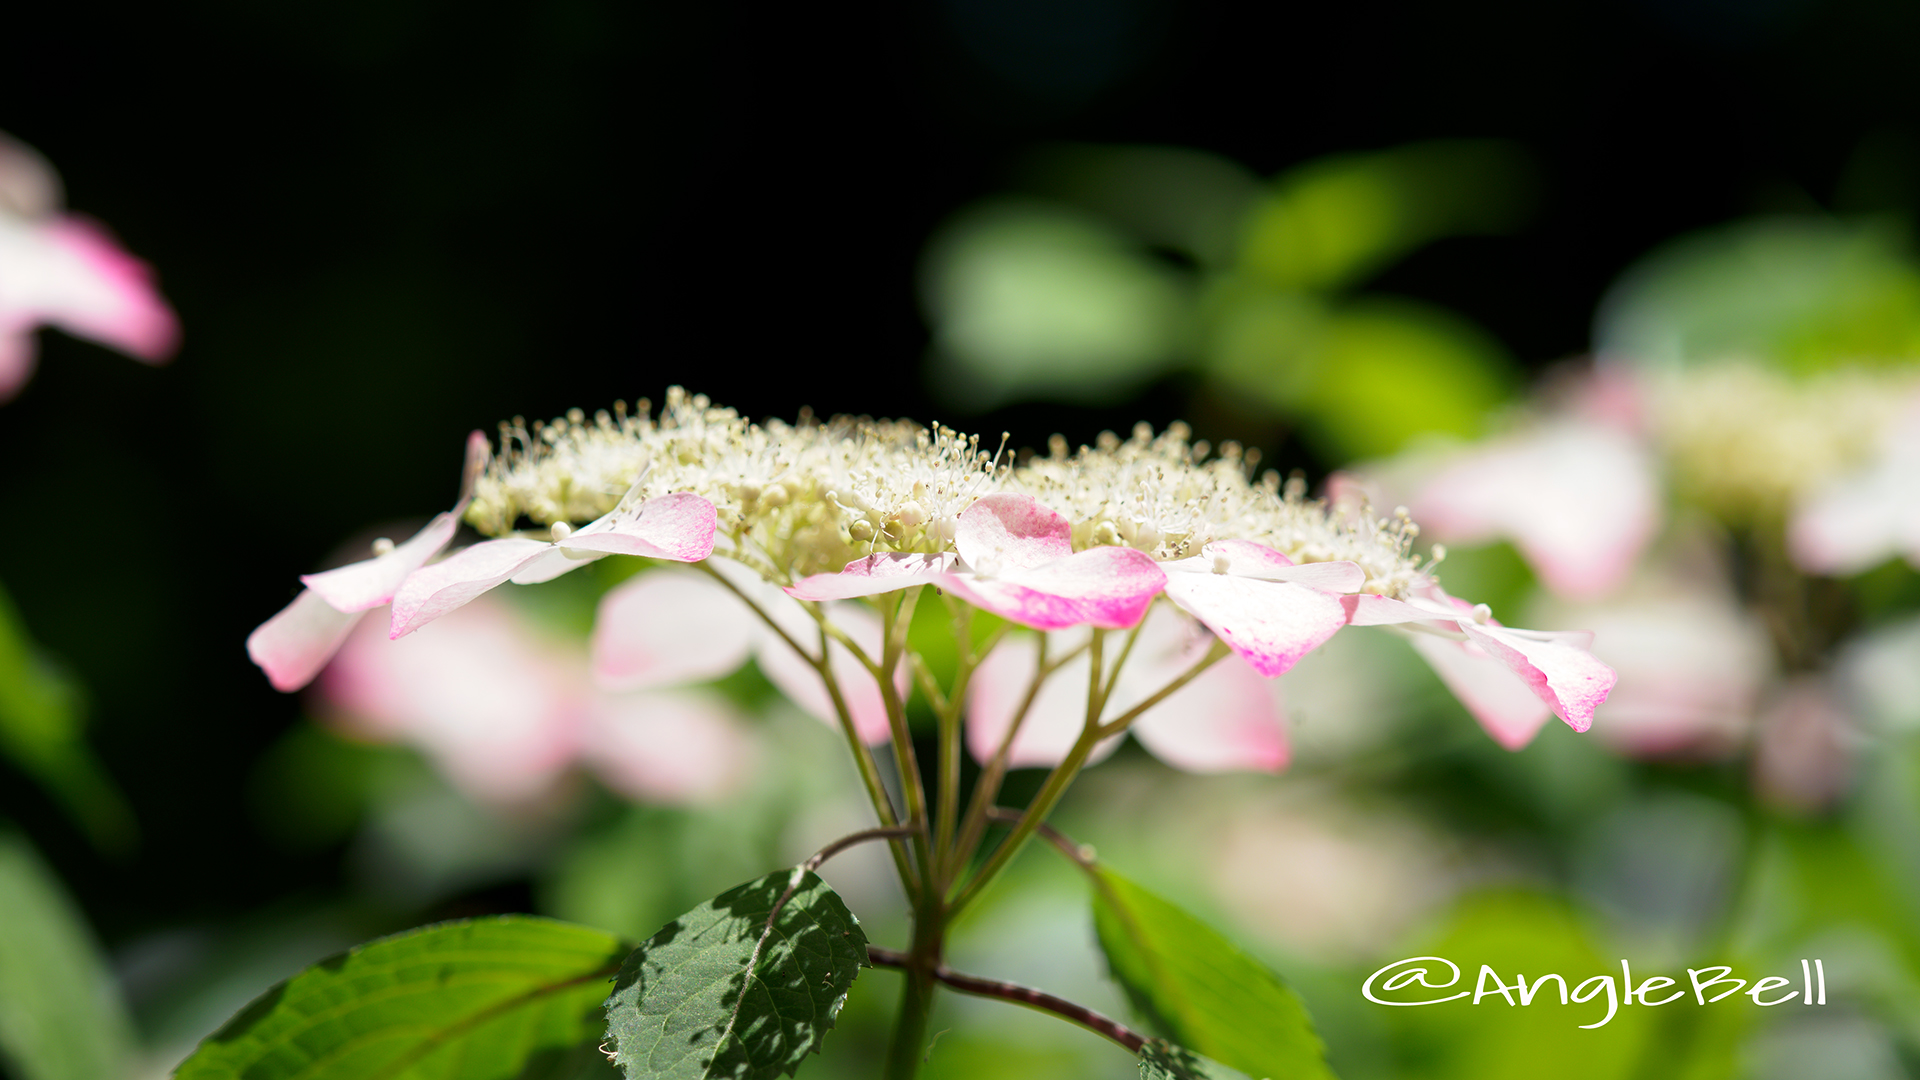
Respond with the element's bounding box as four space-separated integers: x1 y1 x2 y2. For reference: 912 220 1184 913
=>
603 868 868 1079
1240 140 1534 292
1091 867 1335 1080
0 581 134 851
1596 216 1920 374
174 916 628 1080
0 830 136 1080
1137 1041 1254 1080
1207 292 1517 459
921 199 1194 408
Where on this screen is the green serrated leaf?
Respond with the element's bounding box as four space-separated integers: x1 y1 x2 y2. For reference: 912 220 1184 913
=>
1137 1041 1254 1080
1092 868 1335 1080
0 830 135 1080
175 916 629 1080
603 868 869 1080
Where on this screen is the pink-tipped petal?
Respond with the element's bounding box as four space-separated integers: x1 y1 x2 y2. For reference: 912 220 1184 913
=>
301 512 461 613
1458 622 1616 733
583 690 759 804
558 492 717 562
1162 573 1349 678
1341 593 1455 627
953 493 1074 572
1117 607 1289 773
1408 633 1553 750
388 537 552 638
787 552 956 601
246 589 364 692
30 217 179 361
943 545 1165 630
966 632 1124 769
591 570 756 690
507 546 602 584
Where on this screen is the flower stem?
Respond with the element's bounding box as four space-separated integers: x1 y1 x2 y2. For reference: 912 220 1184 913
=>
691 561 913 888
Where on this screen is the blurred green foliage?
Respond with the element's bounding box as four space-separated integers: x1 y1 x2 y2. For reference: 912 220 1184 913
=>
0 831 136 1080
0 582 134 854
922 141 1531 459
1597 217 1920 374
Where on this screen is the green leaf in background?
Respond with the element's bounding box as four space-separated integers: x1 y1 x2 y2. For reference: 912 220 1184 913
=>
1239 140 1535 292
174 916 629 1080
0 830 136 1080
1596 216 1920 374
603 868 869 1080
0 581 134 852
1090 866 1336 1080
1137 1041 1255 1080
921 199 1195 409
1206 292 1517 459
1020 144 1265 269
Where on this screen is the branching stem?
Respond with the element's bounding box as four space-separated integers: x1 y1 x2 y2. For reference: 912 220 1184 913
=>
866 946 1145 1054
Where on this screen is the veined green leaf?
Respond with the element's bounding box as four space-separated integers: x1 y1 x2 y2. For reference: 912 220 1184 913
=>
603 868 868 1080
1092 868 1335 1080
1138 1041 1255 1080
174 916 629 1080
0 830 135 1080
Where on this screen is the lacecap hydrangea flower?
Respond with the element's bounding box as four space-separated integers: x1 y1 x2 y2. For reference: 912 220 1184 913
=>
251 389 1616 765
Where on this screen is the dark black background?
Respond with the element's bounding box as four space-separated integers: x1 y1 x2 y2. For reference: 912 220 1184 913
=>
3 0 1917 944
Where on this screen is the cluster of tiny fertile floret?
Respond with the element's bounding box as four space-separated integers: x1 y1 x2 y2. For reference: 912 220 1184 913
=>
464 388 1431 595
1650 362 1916 522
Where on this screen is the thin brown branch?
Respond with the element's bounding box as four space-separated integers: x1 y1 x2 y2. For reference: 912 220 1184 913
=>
865 946 1146 1054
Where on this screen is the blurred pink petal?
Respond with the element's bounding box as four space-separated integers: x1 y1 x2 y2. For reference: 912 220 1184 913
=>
965 630 1124 769
323 599 582 805
1117 606 1288 773
1160 541 1356 678
788 552 956 601
1343 586 1617 744
1752 678 1856 813
591 570 756 690
1570 592 1770 757
583 690 759 804
0 132 177 402
942 544 1164 630
246 588 362 693
0 331 35 402
0 133 61 218
1789 398 1920 575
712 558 902 744
1410 421 1658 600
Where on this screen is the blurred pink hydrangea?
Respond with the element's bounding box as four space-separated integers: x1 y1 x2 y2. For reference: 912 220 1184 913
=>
320 593 760 807
0 131 178 401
